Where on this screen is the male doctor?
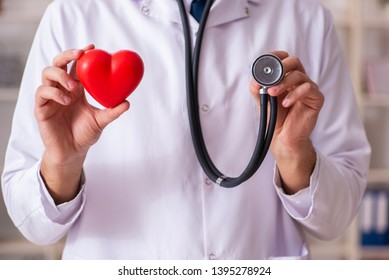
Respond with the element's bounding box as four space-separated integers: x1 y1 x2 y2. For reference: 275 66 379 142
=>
2 0 370 259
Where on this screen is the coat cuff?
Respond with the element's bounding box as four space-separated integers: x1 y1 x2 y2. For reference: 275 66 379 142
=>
38 163 86 225
273 150 320 220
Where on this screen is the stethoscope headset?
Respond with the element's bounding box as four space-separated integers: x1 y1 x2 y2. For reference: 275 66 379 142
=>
176 0 284 188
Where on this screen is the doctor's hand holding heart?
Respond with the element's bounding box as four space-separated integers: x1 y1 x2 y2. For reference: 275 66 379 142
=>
35 44 144 204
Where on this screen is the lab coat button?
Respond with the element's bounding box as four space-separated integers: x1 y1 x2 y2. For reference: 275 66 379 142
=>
141 5 150 15
205 178 212 185
201 104 209 112
209 254 217 260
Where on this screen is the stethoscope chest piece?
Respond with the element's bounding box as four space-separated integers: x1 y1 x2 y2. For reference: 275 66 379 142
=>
252 54 284 88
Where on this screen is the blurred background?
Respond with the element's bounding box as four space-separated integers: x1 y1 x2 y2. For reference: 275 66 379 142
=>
1 0 389 260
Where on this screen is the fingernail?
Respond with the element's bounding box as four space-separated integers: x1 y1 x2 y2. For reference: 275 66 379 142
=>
270 86 279 95
282 98 289 107
67 79 77 90
63 95 71 105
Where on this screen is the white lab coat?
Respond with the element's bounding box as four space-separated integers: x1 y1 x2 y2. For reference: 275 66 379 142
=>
1 0 371 259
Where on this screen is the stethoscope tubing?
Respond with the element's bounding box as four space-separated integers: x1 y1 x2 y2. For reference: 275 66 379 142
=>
176 0 277 188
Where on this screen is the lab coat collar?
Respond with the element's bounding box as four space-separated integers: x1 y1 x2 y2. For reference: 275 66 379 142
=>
143 0 263 28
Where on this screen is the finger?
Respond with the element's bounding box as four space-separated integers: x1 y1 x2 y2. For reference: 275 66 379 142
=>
95 101 131 130
82 44 95 51
35 85 72 108
266 52 305 73
267 50 289 61
52 48 85 70
268 69 311 97
41 66 79 91
265 51 305 74
69 44 96 79
281 82 323 109
281 56 306 74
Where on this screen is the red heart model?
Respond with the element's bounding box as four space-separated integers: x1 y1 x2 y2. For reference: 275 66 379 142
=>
76 49 144 108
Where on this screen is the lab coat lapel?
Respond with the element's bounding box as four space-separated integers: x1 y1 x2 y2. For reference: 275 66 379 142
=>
146 0 263 28
205 0 262 28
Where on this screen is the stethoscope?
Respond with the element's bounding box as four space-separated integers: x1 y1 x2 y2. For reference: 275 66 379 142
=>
176 0 284 188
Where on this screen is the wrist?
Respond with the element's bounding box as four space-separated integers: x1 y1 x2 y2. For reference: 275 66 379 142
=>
41 151 85 204
272 140 316 195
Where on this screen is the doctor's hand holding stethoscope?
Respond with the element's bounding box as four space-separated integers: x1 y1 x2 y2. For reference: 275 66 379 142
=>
250 50 324 196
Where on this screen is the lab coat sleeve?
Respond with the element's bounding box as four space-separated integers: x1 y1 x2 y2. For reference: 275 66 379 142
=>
273 159 318 220
274 7 371 241
38 167 85 225
1 3 86 245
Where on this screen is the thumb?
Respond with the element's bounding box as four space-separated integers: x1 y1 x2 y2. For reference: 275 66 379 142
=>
96 101 130 129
